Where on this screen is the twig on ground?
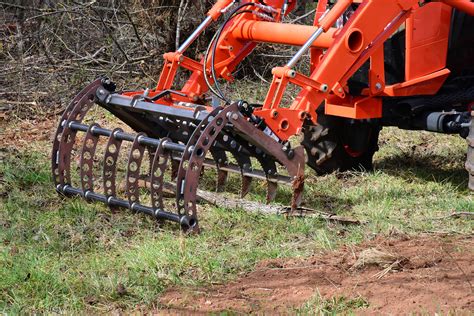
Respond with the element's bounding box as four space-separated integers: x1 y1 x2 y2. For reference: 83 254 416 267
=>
431 212 474 221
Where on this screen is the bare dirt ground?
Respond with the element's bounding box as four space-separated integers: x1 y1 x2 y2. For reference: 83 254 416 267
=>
161 234 473 314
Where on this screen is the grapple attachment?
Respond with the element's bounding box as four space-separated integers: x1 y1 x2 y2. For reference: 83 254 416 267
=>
52 78 305 232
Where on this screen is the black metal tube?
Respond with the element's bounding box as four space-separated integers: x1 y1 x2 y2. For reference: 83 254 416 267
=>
61 185 186 225
68 122 186 152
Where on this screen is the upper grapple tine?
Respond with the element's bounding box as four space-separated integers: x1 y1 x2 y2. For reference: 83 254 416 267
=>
103 128 123 209
80 123 100 196
150 137 171 211
126 133 147 211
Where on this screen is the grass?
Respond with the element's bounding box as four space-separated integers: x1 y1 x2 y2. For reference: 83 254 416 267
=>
295 294 370 315
0 124 473 313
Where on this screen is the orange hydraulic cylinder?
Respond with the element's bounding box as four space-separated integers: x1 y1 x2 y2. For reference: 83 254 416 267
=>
232 20 337 49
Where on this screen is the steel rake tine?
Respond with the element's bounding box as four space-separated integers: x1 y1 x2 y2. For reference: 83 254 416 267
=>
57 85 100 188
171 159 180 180
52 78 102 188
266 181 278 204
150 138 171 212
241 174 253 198
125 133 147 211
217 169 228 192
103 128 123 210
210 148 229 192
80 123 101 195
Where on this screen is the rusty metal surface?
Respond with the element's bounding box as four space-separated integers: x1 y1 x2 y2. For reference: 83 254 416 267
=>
228 108 306 211
80 124 100 195
175 106 223 222
52 78 102 187
103 128 123 209
125 133 147 211
53 81 308 232
150 138 171 211
54 80 102 189
182 106 234 224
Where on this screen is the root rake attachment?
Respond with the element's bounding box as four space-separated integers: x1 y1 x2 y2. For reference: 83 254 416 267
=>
52 78 305 232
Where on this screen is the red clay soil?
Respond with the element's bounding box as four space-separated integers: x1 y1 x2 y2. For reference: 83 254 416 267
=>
160 235 473 314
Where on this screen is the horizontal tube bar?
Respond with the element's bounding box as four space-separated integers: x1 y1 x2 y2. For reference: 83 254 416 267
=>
68 122 186 152
102 94 210 122
232 20 336 49
61 185 186 225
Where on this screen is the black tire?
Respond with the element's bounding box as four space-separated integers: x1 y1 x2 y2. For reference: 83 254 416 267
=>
301 105 381 175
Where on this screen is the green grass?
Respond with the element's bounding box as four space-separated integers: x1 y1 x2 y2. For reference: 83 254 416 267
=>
0 127 473 313
295 294 370 315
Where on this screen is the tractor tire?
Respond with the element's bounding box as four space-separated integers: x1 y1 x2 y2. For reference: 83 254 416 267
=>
466 111 474 191
301 106 381 175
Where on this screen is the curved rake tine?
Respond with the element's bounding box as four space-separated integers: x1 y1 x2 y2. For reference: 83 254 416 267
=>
57 83 101 188
150 137 171 212
215 133 253 198
176 106 223 221
171 160 180 180
210 148 228 192
183 105 237 224
256 155 279 203
241 174 253 198
103 128 123 210
126 133 147 211
52 78 102 188
266 181 278 204
80 123 100 196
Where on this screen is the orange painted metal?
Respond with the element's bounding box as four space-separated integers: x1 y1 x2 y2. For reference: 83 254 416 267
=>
382 69 451 97
122 0 470 141
232 20 337 49
405 3 452 81
207 0 235 20
325 95 382 119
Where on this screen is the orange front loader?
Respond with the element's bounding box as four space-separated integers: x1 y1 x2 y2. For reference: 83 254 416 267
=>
52 0 474 231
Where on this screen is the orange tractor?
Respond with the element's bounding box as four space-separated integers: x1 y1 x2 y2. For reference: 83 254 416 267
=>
52 0 474 232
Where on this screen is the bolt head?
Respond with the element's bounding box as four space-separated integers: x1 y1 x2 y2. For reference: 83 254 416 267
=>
231 113 239 120
320 84 329 92
375 83 382 90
